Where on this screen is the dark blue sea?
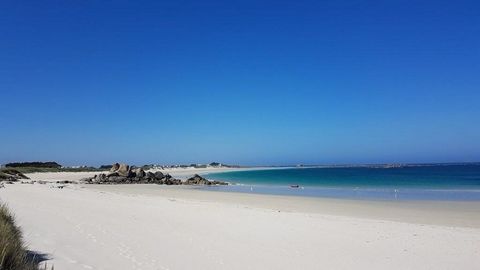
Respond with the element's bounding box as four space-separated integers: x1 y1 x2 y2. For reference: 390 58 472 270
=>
204 165 480 201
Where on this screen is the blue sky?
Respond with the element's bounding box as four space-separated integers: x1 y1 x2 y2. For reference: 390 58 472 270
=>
1 0 479 166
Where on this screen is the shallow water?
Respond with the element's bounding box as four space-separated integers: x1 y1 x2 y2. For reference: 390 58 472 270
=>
206 165 480 201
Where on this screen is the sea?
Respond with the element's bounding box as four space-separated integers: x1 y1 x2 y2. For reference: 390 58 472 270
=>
204 164 480 201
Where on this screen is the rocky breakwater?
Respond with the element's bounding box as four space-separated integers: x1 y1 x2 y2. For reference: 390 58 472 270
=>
82 163 227 186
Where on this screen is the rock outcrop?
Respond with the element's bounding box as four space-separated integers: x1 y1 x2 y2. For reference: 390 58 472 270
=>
82 163 181 185
134 168 145 178
117 164 131 177
110 163 120 172
184 174 227 185
81 163 227 186
154 171 164 179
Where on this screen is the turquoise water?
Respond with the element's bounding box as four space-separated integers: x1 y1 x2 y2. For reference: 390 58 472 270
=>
205 165 480 201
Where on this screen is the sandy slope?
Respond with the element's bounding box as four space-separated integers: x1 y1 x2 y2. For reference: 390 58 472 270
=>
1 182 479 270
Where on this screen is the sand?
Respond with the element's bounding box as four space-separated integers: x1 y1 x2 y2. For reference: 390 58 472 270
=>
1 170 479 270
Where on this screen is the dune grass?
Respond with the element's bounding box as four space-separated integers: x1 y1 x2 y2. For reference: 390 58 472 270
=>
0 169 29 181
1 166 103 174
0 204 49 270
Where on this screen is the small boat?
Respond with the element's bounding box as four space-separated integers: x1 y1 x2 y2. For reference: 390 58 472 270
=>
290 185 300 188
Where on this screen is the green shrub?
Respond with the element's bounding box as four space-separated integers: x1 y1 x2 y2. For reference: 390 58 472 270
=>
5 162 61 169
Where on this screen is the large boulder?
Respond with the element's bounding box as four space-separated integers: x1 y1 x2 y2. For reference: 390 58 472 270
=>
117 164 130 177
164 178 182 185
185 174 212 185
187 174 206 185
106 176 128 183
110 163 120 172
184 174 228 185
134 168 146 178
154 171 165 179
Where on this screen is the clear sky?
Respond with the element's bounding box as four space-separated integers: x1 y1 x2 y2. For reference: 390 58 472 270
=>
1 0 479 166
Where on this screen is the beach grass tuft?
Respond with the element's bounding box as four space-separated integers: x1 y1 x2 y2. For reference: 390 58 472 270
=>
0 204 50 270
1 166 103 174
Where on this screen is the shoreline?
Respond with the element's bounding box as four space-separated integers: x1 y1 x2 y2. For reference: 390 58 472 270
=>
203 166 480 201
1 180 479 269
21 166 480 203
84 184 480 228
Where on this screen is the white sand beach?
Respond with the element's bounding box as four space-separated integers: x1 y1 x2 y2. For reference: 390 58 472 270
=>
1 170 479 270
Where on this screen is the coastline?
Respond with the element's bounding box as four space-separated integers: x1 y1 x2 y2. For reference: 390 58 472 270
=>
1 170 479 269
21 166 271 182
204 165 480 201
85 184 480 228
16 167 480 228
